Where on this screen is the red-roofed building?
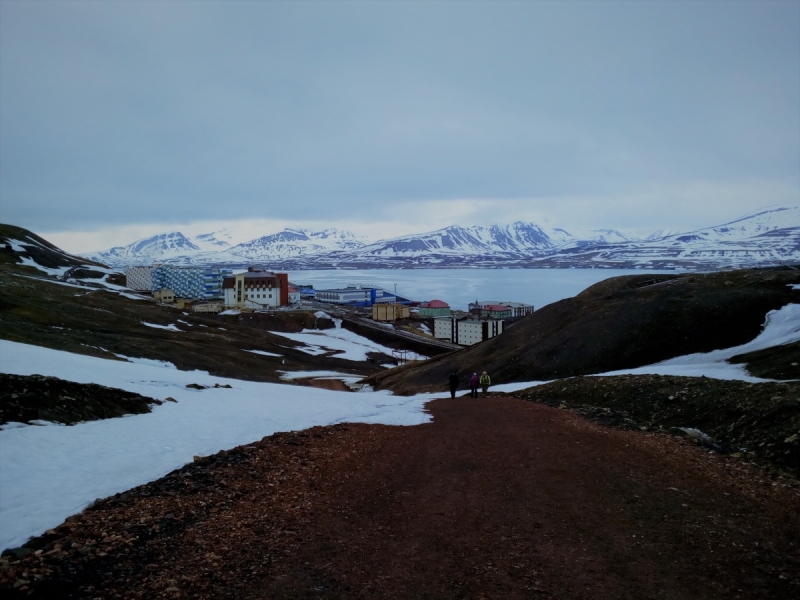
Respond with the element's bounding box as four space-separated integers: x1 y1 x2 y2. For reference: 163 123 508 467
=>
418 299 451 317
481 304 512 319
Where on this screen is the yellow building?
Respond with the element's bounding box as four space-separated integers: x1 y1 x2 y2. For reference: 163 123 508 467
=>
372 303 410 321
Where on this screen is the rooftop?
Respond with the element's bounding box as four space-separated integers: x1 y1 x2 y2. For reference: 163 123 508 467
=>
422 300 449 308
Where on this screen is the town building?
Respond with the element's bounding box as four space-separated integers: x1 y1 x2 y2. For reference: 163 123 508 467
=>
418 299 451 317
315 285 400 307
468 300 535 318
149 266 232 300
480 304 513 319
287 285 301 304
153 289 175 304
222 268 289 309
191 302 224 314
433 317 504 346
372 303 411 322
125 266 155 291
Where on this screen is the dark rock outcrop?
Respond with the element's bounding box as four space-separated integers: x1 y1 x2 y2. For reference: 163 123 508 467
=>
0 374 161 425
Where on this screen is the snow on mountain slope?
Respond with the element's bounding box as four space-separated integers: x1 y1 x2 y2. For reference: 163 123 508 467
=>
358 223 554 257
551 228 635 247
539 207 800 269
84 232 201 266
83 228 366 267
77 205 800 269
662 206 800 244
192 230 234 251
225 228 366 260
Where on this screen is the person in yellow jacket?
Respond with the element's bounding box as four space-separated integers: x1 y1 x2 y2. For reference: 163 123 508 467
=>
479 371 491 397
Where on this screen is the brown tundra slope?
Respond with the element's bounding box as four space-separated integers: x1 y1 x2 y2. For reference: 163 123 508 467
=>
366 267 800 395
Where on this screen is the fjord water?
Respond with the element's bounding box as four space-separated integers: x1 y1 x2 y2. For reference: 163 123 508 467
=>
288 268 680 311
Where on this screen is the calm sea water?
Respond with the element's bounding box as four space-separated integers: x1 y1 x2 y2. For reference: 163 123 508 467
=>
287 269 680 312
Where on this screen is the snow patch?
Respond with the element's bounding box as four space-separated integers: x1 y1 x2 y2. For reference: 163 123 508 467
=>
597 304 800 382
269 323 408 362
113 354 177 369
141 322 183 332
117 291 147 301
244 350 283 358
0 340 432 551
279 370 356 381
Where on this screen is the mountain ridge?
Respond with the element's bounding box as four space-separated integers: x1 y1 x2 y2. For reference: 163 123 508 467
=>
82 206 800 270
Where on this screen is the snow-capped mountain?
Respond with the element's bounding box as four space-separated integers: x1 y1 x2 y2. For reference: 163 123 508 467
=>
355 223 553 258
192 230 234 251
226 228 366 260
82 206 800 270
84 228 367 267
663 206 799 243
86 232 202 266
545 228 635 247
538 206 800 269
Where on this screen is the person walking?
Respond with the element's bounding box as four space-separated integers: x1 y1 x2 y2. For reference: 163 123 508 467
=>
448 371 459 399
469 372 479 398
479 371 491 397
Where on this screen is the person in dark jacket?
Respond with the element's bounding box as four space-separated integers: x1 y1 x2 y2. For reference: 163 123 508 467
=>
469 372 479 398
448 371 459 398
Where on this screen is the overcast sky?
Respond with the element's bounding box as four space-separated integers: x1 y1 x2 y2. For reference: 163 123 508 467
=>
1 0 799 252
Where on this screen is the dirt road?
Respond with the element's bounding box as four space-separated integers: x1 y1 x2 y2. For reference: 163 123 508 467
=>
4 397 799 599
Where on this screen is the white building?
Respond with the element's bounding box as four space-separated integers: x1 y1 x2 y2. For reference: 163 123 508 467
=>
434 317 455 340
222 269 288 309
125 266 155 291
433 317 504 346
468 300 535 318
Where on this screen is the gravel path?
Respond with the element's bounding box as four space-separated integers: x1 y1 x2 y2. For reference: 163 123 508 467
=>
3 396 799 598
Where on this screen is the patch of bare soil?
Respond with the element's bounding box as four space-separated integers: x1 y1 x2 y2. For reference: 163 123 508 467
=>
3 398 799 599
367 267 800 395
0 374 162 426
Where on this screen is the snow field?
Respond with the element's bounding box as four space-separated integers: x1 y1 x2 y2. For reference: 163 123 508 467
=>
0 340 435 551
269 319 427 362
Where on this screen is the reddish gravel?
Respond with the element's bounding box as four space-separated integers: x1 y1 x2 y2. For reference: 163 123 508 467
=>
3 397 799 599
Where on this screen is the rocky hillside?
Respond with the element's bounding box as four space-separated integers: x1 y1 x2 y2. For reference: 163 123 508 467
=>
0 224 113 280
367 267 800 394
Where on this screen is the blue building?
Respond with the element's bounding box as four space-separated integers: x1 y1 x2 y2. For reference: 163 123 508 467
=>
315 285 411 307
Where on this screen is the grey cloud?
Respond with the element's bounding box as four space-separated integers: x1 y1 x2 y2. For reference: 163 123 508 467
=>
1 1 798 232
